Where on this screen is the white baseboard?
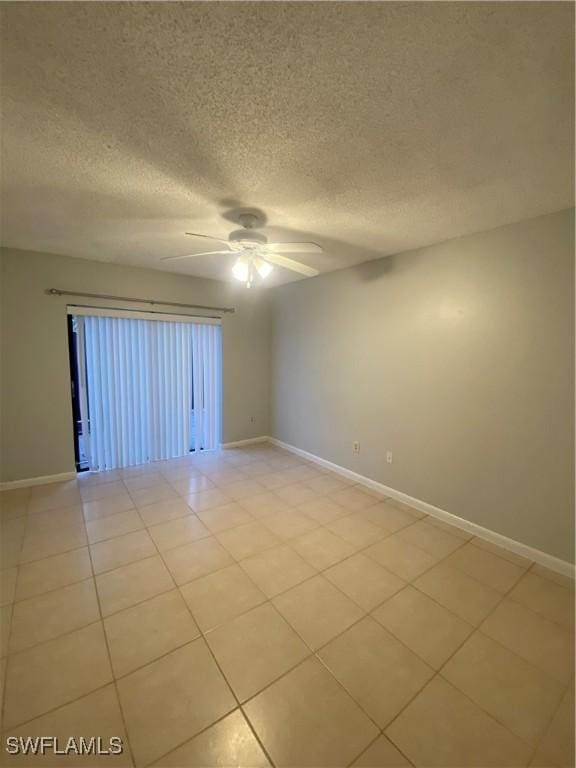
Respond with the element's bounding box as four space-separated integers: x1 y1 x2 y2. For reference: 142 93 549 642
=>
269 437 575 580
0 471 78 491
222 436 270 449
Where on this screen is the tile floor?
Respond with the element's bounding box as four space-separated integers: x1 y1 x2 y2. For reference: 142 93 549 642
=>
0 444 574 767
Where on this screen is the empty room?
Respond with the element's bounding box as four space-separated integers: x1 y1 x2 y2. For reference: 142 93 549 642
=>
0 2 574 767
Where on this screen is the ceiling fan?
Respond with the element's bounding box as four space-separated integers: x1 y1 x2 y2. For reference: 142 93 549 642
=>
162 213 322 287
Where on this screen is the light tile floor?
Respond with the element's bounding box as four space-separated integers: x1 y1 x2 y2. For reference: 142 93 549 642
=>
0 444 574 767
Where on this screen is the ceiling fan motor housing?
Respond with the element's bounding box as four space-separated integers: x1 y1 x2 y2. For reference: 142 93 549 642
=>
229 229 268 246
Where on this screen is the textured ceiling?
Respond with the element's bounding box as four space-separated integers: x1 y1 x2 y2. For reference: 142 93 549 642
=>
0 2 574 286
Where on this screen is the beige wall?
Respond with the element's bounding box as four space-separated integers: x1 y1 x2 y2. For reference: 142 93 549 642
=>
0 248 271 482
2 210 574 562
271 209 575 563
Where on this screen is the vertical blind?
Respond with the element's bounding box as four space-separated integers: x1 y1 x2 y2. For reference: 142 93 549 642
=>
74 312 222 471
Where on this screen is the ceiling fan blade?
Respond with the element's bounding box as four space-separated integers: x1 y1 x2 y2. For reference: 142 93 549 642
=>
262 252 319 277
264 242 323 254
161 250 232 262
185 232 231 245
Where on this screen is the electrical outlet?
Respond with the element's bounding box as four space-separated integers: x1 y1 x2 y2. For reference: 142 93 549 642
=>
386 451 393 464
353 441 360 454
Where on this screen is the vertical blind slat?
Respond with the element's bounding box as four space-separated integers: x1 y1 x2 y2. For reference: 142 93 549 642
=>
79 316 221 470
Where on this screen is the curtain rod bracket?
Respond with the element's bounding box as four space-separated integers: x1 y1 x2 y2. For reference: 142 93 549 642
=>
46 288 235 314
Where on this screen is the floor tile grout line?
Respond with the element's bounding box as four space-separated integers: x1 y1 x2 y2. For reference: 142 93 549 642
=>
146 524 279 768
84 540 136 768
20 502 85 521
311 530 560 755
524 680 571 767
233 550 321 597
472 626 573 691
83 505 140 525
4 456 573 762
90 504 188 765
504 562 575 632
13 533 89 569
5 576 101 653
265 455 572 584
5 501 562 662
397 540 534 605
444 664 562 761
4 479 295 731
188 563 443 724
94 632 204 685
10 451 276 502
4 544 560 732
19 456 572 568
382 558 562 759
99 581 177 622
0 680 120 736
15 472 569 597
12 546 161 607
313 639 428 738
180 534 373 632
470 537 534 569
437 627 570 746
5 525 313 663
192 559 450 768
368 593 476 670
143 705 257 768
3 582 176 663
0 496 30 735
372 563 520 646
434 640 568 748
344 731 417 768
4 525 569 668
25 501 84 517
470 561 575 634
88 525 149 549
154 646 277 768
398 672 538 760
300 545 470 652
90 532 159 575
407 569 509 623
408 563 574 636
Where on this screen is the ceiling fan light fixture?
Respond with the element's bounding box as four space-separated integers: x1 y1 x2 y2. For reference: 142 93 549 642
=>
255 258 273 279
232 257 249 283
170 213 322 281
232 255 273 286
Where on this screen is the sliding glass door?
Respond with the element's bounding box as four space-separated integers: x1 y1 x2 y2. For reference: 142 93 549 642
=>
70 309 222 471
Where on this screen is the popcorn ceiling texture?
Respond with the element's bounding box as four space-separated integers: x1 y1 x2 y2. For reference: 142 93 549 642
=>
0 2 573 285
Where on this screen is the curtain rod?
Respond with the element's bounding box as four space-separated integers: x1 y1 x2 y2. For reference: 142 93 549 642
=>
46 288 235 314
